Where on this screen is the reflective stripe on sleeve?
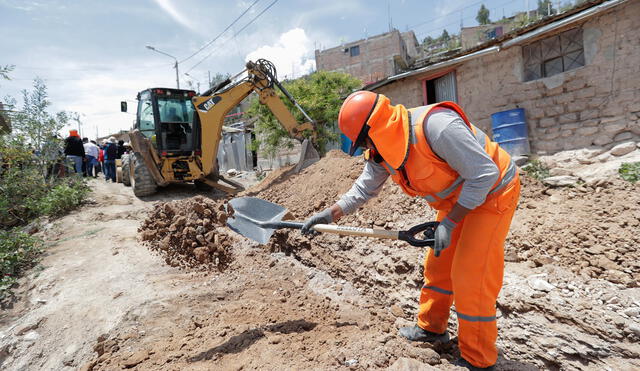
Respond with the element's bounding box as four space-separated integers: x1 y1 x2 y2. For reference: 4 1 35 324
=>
455 311 496 322
422 284 453 295
488 159 516 196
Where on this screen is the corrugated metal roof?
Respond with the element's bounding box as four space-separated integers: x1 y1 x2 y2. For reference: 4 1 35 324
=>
364 0 627 91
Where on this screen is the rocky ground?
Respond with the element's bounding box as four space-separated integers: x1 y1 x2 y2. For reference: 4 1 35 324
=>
1 146 640 370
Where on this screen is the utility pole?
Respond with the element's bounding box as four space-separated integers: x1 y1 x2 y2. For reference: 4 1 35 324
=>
146 45 180 89
387 0 392 32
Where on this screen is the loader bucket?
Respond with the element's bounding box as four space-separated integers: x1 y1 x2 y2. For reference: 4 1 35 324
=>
293 139 320 173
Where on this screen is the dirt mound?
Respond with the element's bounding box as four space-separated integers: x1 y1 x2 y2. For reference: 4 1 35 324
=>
508 176 640 286
138 196 234 270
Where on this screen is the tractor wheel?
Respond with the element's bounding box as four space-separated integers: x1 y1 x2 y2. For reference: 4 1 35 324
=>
130 152 157 197
121 154 131 187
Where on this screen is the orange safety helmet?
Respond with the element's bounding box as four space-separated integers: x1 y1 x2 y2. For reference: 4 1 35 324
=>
338 91 379 155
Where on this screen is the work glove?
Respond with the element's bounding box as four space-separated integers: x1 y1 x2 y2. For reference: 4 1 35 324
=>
301 208 333 235
433 216 458 257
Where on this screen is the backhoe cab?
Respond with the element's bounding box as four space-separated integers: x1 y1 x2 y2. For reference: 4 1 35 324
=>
120 59 320 197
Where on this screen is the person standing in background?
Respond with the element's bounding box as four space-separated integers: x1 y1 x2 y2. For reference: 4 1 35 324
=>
64 129 84 175
103 137 117 182
83 137 99 178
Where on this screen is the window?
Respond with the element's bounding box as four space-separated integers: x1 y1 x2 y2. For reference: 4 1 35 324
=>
137 93 155 139
522 28 584 81
349 45 360 57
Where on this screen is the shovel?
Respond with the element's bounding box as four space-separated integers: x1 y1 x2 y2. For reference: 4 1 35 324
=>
227 197 437 247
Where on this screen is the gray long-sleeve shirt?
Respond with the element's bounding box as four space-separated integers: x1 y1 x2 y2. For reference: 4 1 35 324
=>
336 107 499 214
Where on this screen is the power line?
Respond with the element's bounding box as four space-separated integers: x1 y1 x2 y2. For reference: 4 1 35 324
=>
410 0 484 29
185 0 279 74
179 0 261 64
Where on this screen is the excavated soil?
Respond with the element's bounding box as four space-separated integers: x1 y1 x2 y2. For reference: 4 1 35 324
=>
138 196 235 270
508 176 640 286
82 150 640 370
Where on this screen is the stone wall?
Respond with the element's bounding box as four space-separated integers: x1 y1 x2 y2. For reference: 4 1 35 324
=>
372 0 640 154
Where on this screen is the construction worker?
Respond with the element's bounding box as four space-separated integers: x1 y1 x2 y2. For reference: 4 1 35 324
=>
302 91 520 370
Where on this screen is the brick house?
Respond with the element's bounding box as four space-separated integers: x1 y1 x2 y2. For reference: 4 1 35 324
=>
315 29 419 86
365 0 639 154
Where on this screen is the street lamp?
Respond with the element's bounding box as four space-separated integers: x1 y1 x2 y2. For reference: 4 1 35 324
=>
146 45 180 89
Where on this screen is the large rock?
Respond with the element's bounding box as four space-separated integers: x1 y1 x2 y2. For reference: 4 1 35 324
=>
610 141 637 156
543 175 579 187
387 357 439 371
549 167 574 176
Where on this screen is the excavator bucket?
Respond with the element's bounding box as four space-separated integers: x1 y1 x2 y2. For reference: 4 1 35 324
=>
293 139 320 173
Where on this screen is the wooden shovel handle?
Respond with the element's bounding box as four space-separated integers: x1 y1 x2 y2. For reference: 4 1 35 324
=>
312 224 399 239
312 221 437 247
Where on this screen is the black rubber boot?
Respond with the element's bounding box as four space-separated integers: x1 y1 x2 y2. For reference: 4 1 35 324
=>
398 325 450 343
455 357 495 370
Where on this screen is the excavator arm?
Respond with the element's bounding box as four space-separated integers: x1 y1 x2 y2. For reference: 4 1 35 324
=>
192 59 319 178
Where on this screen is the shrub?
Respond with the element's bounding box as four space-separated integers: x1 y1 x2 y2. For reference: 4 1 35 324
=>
0 230 42 297
522 158 550 180
37 178 90 216
619 162 640 183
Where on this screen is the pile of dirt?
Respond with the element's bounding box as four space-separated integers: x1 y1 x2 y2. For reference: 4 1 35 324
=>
508 175 640 286
138 196 234 270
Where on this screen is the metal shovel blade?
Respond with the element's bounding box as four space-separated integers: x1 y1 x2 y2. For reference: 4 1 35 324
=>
227 197 290 244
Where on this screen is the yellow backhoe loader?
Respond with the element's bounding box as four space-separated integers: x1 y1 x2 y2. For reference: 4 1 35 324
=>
120 59 319 197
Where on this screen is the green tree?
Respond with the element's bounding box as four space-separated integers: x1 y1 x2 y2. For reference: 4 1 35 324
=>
5 78 70 180
209 72 231 90
422 35 434 45
537 0 555 16
440 29 450 43
476 4 491 25
248 70 361 158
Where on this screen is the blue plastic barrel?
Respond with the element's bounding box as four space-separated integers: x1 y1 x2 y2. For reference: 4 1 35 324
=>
491 108 530 156
341 133 363 156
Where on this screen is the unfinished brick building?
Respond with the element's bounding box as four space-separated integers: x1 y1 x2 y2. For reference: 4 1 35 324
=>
315 30 419 85
366 0 639 154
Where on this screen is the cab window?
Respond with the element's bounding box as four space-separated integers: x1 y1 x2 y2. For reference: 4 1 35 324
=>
137 92 155 139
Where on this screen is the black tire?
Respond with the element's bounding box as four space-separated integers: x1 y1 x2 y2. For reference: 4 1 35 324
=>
130 152 157 197
121 154 131 187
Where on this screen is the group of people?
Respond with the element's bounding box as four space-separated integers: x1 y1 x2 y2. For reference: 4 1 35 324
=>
63 129 129 182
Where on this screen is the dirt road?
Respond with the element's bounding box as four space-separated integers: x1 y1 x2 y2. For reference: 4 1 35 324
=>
1 151 640 370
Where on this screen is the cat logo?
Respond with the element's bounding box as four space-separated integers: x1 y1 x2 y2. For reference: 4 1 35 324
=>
197 96 222 112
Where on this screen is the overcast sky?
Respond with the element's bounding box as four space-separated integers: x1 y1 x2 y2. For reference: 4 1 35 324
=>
1 0 529 138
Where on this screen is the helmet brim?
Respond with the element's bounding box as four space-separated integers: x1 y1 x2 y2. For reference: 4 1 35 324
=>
348 124 370 156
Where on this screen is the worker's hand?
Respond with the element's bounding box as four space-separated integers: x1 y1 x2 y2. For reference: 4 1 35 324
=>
433 216 458 257
301 208 333 235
